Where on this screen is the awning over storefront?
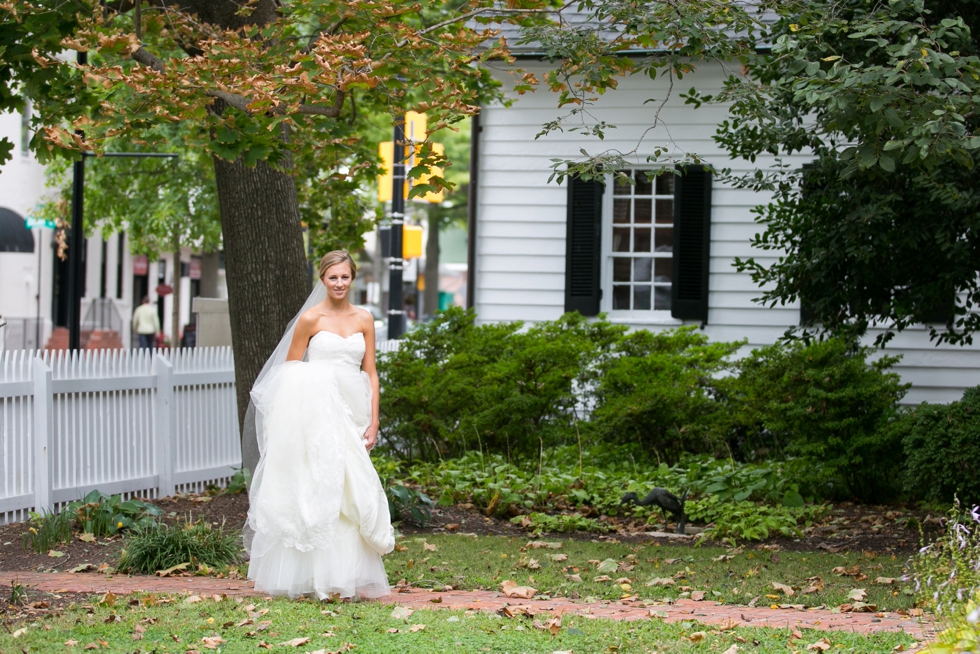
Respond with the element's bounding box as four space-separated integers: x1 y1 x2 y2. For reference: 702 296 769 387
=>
0 207 35 253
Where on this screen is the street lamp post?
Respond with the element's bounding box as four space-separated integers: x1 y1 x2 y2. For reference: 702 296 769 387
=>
66 144 178 350
387 116 406 339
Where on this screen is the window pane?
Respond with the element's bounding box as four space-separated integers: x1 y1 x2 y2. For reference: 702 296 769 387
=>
634 199 652 224
634 257 652 282
654 285 671 311
613 257 632 282
613 285 631 309
633 228 651 252
655 258 672 283
655 227 673 252
635 172 653 196
634 285 652 310
613 170 632 195
655 199 673 224
612 228 630 252
656 173 674 195
613 199 631 223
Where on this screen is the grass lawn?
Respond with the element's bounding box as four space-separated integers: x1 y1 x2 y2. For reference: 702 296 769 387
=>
384 534 914 611
0 593 921 654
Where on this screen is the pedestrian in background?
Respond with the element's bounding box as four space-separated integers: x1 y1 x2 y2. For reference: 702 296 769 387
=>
132 296 160 350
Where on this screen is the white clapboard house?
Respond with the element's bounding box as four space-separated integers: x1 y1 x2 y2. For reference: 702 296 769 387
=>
466 32 978 405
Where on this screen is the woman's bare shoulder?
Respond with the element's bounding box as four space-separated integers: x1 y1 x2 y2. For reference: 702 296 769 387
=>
350 306 375 329
295 308 323 330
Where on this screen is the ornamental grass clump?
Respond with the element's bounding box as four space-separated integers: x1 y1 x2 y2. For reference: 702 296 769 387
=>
22 510 73 553
117 520 241 575
913 503 980 654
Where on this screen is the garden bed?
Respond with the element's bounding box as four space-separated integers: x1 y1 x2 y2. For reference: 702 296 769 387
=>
0 490 941 575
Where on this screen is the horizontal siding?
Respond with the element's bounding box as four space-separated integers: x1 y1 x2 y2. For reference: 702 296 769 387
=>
474 62 980 404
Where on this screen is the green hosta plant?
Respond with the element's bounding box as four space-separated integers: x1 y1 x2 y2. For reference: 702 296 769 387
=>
511 511 612 536
686 495 828 543
68 490 162 538
386 484 435 528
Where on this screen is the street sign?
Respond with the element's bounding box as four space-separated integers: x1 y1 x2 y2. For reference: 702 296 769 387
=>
24 217 56 230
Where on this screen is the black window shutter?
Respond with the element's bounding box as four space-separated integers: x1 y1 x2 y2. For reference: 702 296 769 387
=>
671 165 712 322
564 176 604 316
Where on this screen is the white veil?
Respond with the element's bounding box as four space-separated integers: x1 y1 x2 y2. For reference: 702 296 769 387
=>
241 281 327 473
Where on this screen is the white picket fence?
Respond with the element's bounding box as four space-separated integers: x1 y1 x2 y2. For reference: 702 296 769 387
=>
0 347 241 524
0 339 402 525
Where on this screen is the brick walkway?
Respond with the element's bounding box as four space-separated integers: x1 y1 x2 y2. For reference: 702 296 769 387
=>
1 571 932 639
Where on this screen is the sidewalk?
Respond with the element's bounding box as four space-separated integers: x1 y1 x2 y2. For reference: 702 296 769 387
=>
1 571 932 639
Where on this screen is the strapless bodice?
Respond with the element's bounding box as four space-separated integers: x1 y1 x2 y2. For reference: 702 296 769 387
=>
307 331 365 369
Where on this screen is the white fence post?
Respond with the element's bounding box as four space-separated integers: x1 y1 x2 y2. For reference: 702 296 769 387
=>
32 356 53 514
153 353 176 498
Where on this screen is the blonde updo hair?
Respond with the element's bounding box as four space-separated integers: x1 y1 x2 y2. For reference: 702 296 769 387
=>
318 250 357 281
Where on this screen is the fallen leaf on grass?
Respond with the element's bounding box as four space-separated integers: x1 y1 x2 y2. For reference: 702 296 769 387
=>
499 604 537 618
64 640 78 648
131 624 146 641
565 574 582 583
847 588 867 601
184 594 203 604
832 565 861 577
874 577 898 585
533 616 562 636
596 558 619 574
772 582 795 596
391 606 414 620
394 544 408 552
387 628 400 634
409 624 425 633
422 541 437 552
78 532 96 543
202 636 225 649
83 645 99 651
722 645 739 654
155 562 188 577
501 580 537 599
747 596 760 607
803 577 824 594
527 541 563 549
550 553 568 562
807 638 832 651
690 591 706 601
646 577 675 587
790 630 803 641
70 563 96 573
279 637 311 647
593 575 612 583
48 549 65 557
689 631 707 643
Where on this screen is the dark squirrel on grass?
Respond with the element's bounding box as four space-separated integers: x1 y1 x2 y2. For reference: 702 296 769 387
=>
620 488 690 534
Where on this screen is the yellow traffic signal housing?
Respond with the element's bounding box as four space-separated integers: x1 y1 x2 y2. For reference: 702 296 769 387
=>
378 140 445 204
403 224 423 259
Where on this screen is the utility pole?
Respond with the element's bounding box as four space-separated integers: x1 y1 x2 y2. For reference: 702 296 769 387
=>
388 116 406 339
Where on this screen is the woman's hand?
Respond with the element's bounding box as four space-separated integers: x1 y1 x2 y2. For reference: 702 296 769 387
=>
363 422 379 451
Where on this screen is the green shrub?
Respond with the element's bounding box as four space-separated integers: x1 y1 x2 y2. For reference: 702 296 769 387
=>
378 308 623 461
903 387 980 506
732 337 909 502
22 510 73 553
69 490 162 537
117 521 240 575
588 327 743 462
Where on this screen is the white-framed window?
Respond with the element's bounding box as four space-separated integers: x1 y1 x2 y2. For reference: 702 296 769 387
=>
601 169 675 314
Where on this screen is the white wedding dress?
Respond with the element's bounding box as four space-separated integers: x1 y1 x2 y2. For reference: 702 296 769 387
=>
244 331 394 599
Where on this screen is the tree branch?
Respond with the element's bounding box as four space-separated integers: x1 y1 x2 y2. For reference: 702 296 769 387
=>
205 89 253 112
296 90 345 117
132 46 165 72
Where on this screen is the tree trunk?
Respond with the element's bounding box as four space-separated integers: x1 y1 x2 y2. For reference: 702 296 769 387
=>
212 155 309 429
424 213 440 317
171 226 182 348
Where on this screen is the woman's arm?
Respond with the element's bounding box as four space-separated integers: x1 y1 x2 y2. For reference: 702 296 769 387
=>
285 312 316 361
360 312 381 451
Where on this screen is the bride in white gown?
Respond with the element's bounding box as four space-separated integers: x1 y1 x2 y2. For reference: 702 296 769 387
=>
244 250 394 599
